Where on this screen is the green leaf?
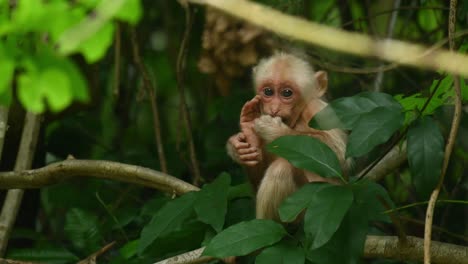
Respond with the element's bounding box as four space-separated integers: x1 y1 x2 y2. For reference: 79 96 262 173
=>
64 208 102 252
0 42 14 105
306 202 368 264
78 22 114 63
407 116 444 199
203 219 286 258
279 183 330 222
346 107 404 157
267 135 342 178
139 192 197 253
57 0 126 56
304 185 353 249
18 68 73 113
352 180 393 223
115 0 142 25
39 69 72 112
311 92 401 130
256 241 305 264
120 240 139 259
228 182 254 200
6 248 79 264
195 173 231 232
418 8 439 32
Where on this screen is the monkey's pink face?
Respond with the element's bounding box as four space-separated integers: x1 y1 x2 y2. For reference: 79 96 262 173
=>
257 80 303 124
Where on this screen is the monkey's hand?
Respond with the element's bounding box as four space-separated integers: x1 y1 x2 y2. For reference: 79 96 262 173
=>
254 115 292 143
240 95 261 130
226 132 262 167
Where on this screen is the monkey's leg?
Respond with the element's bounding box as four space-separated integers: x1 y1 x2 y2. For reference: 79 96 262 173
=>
256 158 305 221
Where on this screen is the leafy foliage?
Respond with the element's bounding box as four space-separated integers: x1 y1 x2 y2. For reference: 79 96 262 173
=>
267 135 343 179
2 1 466 264
0 0 141 111
407 116 445 199
203 219 286 258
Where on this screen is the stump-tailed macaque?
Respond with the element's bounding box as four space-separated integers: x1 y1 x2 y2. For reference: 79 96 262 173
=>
227 52 349 221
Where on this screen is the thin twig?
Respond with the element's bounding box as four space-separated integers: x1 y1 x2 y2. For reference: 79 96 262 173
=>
0 106 9 162
176 1 202 186
373 0 401 92
77 241 117 264
341 6 448 29
0 112 42 256
130 28 168 174
424 1 462 263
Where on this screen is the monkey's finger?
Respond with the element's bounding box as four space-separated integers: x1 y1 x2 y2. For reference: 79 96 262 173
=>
243 160 259 166
234 142 250 149
238 147 257 155
239 152 259 161
237 132 246 141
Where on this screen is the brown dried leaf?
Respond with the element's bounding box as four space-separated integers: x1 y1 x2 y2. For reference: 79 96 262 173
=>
198 56 218 74
238 44 258 66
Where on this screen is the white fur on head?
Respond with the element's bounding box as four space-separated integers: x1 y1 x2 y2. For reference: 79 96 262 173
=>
253 52 317 98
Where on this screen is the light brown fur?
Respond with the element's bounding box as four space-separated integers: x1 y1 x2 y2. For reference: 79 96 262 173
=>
227 52 349 221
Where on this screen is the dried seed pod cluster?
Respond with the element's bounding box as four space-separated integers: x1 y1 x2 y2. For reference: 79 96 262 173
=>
198 7 274 95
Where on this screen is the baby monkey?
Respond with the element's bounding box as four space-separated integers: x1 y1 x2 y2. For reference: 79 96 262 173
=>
227 52 349 220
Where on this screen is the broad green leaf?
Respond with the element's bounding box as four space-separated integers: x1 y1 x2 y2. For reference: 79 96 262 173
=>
346 107 404 157
18 72 44 112
58 0 125 56
38 69 72 112
306 202 368 264
305 185 353 249
115 0 142 25
311 92 401 130
195 173 231 232
11 0 47 32
6 248 79 264
279 183 330 222
78 22 114 63
256 241 305 264
139 192 197 253
18 68 73 113
0 43 15 94
57 58 89 103
228 182 254 200
407 116 444 198
417 9 439 32
352 180 393 223
64 208 102 252
267 135 342 178
120 240 139 259
203 219 286 258
0 42 14 105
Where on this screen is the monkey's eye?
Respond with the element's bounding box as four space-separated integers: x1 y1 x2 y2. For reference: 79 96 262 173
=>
281 89 293 98
263 87 274 96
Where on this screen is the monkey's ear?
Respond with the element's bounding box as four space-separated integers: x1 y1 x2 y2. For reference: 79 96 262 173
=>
314 70 328 97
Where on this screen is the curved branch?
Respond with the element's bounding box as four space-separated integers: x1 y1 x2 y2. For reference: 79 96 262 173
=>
0 159 199 195
361 142 407 181
424 1 463 263
187 0 468 77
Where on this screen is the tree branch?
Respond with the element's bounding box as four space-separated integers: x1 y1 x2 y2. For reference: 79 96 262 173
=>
424 1 463 263
154 236 468 264
0 159 199 195
0 112 42 256
186 0 468 77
